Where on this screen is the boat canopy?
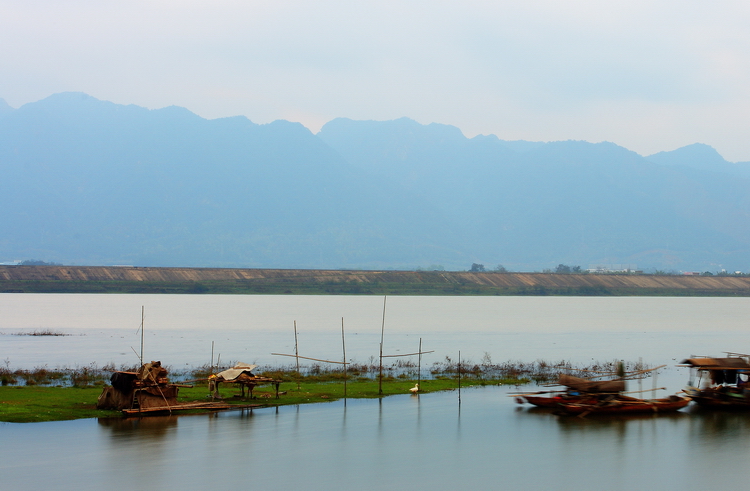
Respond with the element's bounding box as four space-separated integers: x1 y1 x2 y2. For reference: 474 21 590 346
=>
558 374 626 393
680 357 750 370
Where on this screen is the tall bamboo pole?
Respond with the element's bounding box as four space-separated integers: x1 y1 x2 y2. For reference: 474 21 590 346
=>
638 357 643 395
379 295 387 395
458 350 462 405
294 320 300 390
418 338 422 390
342 317 347 401
139 306 144 365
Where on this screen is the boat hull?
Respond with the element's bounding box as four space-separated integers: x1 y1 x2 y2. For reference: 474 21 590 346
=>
522 395 597 408
689 389 750 410
556 395 690 416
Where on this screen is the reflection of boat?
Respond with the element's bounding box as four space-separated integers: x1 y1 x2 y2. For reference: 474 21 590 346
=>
681 354 750 410
556 394 690 416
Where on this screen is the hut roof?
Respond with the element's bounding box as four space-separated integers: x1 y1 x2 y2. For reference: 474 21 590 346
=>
216 363 258 381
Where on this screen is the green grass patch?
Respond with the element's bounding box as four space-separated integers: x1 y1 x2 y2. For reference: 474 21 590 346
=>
0 386 116 423
0 376 522 423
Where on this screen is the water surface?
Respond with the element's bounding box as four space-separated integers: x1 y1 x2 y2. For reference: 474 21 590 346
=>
2 294 749 490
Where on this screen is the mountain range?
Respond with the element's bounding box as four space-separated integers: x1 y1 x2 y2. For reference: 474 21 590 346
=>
1 92 749 272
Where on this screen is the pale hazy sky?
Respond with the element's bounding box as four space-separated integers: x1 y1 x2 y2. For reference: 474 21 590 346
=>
2 1 750 161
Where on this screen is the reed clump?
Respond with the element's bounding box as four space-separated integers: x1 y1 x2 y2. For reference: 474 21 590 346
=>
11 329 71 336
1 363 132 388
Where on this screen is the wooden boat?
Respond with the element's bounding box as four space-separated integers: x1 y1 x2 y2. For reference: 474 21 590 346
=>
680 354 750 410
517 373 627 407
516 364 669 408
556 394 690 416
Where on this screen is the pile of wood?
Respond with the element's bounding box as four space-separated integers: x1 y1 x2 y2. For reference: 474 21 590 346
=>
96 361 179 411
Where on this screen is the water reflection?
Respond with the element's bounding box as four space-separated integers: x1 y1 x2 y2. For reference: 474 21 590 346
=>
5 389 750 490
686 408 750 441
98 415 179 438
554 411 688 431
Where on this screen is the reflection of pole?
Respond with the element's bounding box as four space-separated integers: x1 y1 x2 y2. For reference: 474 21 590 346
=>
342 317 347 401
294 321 300 390
379 296 387 395
418 338 422 389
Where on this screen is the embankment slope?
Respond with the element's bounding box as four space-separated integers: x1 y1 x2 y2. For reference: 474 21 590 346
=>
1 266 749 295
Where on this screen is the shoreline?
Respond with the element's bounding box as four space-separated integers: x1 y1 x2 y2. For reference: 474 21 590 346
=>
0 378 511 423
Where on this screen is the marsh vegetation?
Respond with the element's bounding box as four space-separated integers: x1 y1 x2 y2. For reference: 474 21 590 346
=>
0 356 653 423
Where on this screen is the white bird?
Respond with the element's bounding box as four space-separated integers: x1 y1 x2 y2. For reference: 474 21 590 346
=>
410 383 419 394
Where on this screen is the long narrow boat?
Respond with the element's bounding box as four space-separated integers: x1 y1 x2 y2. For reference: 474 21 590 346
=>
556 394 690 416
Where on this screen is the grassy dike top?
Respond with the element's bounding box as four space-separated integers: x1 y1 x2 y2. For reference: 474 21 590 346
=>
0 378 513 423
2 265 750 295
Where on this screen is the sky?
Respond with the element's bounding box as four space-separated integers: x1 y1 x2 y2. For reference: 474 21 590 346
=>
2 1 750 161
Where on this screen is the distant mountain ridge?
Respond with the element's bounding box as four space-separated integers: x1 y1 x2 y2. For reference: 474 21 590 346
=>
646 143 750 179
1 92 749 272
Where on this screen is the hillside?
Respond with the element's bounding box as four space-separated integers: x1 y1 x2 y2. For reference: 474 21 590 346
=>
2 93 750 272
2 266 748 296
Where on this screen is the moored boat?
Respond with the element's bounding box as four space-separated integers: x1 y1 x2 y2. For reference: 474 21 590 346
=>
517 373 626 407
680 354 750 410
556 394 690 416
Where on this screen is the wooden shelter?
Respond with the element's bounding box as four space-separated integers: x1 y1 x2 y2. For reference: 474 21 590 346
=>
209 363 282 399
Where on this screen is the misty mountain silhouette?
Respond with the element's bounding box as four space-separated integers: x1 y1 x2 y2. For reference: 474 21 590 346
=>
1 93 749 271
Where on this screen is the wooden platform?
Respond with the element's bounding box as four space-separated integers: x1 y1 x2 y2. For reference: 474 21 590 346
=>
122 401 264 416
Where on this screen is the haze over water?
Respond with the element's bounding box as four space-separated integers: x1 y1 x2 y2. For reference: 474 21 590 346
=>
1 294 748 372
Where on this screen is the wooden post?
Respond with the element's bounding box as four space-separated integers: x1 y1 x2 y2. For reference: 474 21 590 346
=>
294 320 300 391
379 295 386 395
418 338 422 390
638 357 643 395
139 306 144 366
342 317 347 401
458 350 462 405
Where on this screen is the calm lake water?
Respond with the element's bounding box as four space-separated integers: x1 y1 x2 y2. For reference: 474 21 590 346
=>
2 294 750 490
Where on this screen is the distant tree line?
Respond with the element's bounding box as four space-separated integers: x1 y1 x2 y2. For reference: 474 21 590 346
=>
469 263 509 273
19 259 62 266
469 263 583 274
